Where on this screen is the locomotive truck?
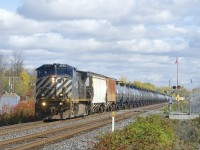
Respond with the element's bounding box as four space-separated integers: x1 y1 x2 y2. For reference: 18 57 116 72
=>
35 63 168 120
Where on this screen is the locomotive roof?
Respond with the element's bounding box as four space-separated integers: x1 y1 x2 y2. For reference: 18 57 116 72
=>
77 70 116 80
36 63 75 71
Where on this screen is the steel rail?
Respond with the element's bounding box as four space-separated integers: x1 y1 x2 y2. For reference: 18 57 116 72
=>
0 103 166 150
11 111 137 150
0 111 110 136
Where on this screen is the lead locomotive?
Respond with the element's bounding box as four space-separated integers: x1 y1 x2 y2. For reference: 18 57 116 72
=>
35 63 168 120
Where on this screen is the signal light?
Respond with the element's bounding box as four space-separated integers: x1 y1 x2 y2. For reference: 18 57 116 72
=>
172 85 181 89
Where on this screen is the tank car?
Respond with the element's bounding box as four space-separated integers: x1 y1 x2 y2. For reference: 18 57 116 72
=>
115 83 168 109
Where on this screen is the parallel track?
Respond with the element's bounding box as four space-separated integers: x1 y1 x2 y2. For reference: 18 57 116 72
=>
0 121 42 132
0 112 111 136
0 103 166 150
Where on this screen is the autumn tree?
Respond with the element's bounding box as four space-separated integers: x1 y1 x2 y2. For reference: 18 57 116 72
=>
13 70 31 97
27 69 37 99
156 86 171 94
132 81 143 88
119 76 128 83
177 86 190 97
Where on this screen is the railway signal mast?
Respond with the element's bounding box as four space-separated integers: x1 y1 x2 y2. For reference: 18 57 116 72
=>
175 57 180 111
175 57 179 95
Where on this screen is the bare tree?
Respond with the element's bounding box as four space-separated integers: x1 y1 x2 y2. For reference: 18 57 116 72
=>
0 52 6 96
11 51 24 77
0 52 4 74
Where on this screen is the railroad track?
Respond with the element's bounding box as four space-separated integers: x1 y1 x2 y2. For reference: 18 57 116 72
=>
0 111 113 137
0 103 166 136
0 103 166 150
0 121 42 131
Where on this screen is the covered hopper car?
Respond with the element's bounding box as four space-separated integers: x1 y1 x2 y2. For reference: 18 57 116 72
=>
35 63 168 120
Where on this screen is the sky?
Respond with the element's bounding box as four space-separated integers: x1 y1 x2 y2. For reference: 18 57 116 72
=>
0 0 200 89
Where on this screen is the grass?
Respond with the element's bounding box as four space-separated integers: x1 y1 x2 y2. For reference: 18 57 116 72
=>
163 100 189 114
93 115 177 150
92 114 200 150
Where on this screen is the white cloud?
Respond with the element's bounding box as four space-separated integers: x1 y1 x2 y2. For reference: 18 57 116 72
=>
18 0 134 20
0 0 200 89
115 39 188 53
0 33 107 51
0 9 51 34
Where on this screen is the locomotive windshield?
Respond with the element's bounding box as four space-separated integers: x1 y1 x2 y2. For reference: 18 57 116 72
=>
37 65 54 78
36 64 74 78
56 64 73 76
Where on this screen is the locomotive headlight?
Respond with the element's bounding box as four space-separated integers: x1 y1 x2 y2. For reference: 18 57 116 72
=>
51 77 56 83
59 102 63 105
59 93 63 97
42 102 46 106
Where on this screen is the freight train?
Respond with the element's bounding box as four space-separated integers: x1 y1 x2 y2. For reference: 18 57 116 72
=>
35 63 168 120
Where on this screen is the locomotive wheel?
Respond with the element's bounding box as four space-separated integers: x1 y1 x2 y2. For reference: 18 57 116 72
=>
116 105 119 110
112 105 116 111
86 106 92 115
59 112 63 120
109 106 112 112
99 106 104 113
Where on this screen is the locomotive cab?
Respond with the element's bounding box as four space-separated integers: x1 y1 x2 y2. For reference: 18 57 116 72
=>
35 64 75 120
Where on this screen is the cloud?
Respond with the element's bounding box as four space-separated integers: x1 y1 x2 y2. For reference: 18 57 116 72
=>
0 0 200 89
115 39 188 53
0 9 51 34
17 0 134 20
0 33 106 52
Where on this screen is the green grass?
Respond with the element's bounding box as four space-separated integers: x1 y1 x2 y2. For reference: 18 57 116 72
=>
93 115 177 150
93 114 200 150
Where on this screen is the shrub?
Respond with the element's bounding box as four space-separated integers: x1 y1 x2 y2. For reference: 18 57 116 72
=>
0 100 35 126
93 115 177 150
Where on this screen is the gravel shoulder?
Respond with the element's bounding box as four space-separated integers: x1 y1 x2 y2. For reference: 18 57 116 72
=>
42 109 163 150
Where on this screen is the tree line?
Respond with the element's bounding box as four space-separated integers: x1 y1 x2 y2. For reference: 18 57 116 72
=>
0 51 36 100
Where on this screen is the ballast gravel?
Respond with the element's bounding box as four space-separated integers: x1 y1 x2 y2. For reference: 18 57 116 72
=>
0 113 109 141
42 110 162 150
0 109 162 150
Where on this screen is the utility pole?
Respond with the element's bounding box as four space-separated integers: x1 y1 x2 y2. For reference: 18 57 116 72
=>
4 77 20 93
168 79 172 112
176 57 179 94
175 57 179 112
